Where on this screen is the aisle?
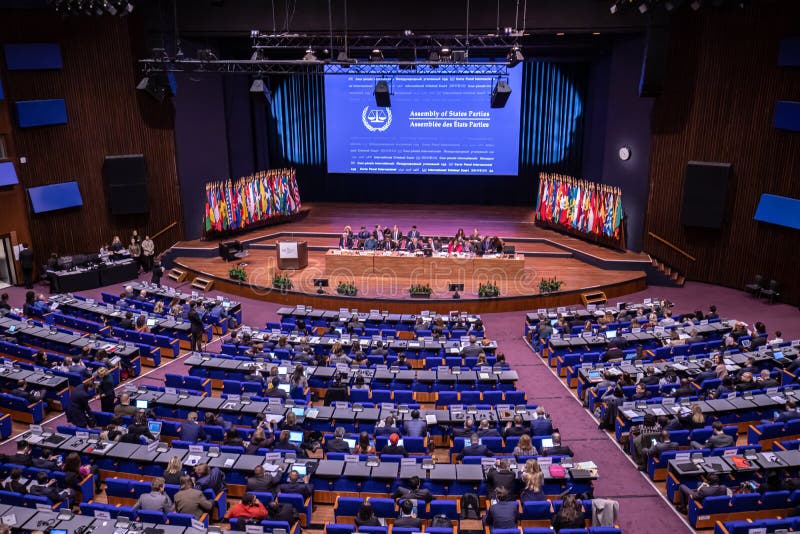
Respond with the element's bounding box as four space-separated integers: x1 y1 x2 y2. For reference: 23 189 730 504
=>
481 311 693 533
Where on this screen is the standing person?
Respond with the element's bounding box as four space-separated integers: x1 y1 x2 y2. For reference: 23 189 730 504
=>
18 244 34 289
151 258 164 286
96 367 116 413
131 229 142 244
128 237 142 273
188 301 204 352
141 235 155 272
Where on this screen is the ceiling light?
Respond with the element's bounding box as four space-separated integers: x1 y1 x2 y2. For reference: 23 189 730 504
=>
369 49 384 62
638 2 649 13
303 48 317 61
690 0 702 10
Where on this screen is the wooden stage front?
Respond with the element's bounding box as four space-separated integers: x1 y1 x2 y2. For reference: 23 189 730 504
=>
168 203 650 312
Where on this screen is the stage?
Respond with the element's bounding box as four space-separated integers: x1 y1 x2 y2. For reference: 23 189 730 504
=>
165 203 652 312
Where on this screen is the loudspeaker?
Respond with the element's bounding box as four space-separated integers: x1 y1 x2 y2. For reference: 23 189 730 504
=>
639 25 669 97
109 183 148 215
491 80 512 108
374 81 391 107
103 155 146 186
681 161 731 228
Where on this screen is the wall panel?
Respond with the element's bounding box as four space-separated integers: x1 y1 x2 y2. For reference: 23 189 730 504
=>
0 12 182 266
645 2 800 304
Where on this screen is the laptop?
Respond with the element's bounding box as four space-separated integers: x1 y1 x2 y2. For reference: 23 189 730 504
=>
289 431 304 444
344 438 357 449
278 384 291 394
148 421 162 440
208 446 220 458
291 407 305 417
293 463 307 476
540 438 554 449
605 329 617 339
146 318 157 327
136 399 148 410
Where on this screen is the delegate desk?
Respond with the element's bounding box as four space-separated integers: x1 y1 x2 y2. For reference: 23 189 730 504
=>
0 316 139 363
276 306 484 329
51 295 195 341
0 505 200 534
130 281 243 318
324 249 525 280
668 449 800 482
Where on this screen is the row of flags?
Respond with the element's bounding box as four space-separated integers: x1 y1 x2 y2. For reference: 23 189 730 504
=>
535 173 624 240
204 169 302 234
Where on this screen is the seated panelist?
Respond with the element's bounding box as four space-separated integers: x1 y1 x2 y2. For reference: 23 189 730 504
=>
363 235 378 250
406 237 421 252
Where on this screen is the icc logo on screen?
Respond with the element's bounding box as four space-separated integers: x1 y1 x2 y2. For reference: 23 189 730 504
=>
361 106 392 132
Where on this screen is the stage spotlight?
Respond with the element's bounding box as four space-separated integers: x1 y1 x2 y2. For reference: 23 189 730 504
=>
374 80 391 107
439 48 453 61
506 45 523 67
690 0 702 10
369 49 384 62
503 27 514 36
638 2 649 14
303 48 317 61
136 76 166 103
198 48 217 62
490 78 511 108
403 29 414 37
609 3 619 14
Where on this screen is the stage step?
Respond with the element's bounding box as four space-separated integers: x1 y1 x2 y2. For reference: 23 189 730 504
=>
167 268 187 283
580 291 607 307
646 255 686 288
191 276 214 292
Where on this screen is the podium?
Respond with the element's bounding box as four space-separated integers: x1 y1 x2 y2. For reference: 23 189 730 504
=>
276 241 308 270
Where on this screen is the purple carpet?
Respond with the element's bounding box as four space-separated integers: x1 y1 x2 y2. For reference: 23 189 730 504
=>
5 274 797 531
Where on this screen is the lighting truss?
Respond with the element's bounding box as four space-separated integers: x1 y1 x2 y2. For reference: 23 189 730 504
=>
139 59 511 77
250 32 526 53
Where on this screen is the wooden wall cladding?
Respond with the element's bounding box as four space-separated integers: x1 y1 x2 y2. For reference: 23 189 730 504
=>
644 2 800 305
0 12 182 266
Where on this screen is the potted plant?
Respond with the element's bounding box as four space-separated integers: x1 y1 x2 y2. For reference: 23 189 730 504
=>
409 283 433 298
229 266 247 282
478 281 500 298
272 274 293 291
337 282 358 296
538 277 564 294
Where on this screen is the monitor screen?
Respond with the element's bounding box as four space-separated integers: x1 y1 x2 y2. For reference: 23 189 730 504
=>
278 384 291 394
605 329 617 339
324 64 523 176
0 161 19 186
293 463 307 476
774 351 785 359
146 318 157 327
136 400 148 410
540 438 554 449
291 407 305 417
396 438 404 448
28 181 83 213
344 438 357 449
289 431 303 444
148 421 162 435
550 319 558 326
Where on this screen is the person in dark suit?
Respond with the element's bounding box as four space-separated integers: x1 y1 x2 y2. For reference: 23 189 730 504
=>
690 421 734 450
736 372 758 392
119 311 134 331
756 369 779 389
394 499 423 528
274 430 306 457
265 377 289 399
486 458 518 498
461 335 483 357
375 416 401 437
4 468 28 494
338 232 353 249
151 259 164 285
18 244 34 289
736 357 758 380
393 475 433 504
380 433 408 457
551 494 585 532
642 430 679 467
325 427 352 453
483 487 519 530
267 500 298 524
453 416 476 438
503 415 528 437
542 432 573 457
194 463 226 494
10 379 40 404
188 301 204 352
247 464 282 494
404 410 428 437
529 408 553 436
631 383 651 401
457 433 492 461
774 400 800 423
9 441 32 466
0 293 10 313
601 346 624 362
476 418 501 438
695 361 718 384
390 225 403 249
676 473 728 514
180 412 207 443
406 225 421 240
66 382 94 428
278 469 313 499
706 305 719 320
668 378 695 399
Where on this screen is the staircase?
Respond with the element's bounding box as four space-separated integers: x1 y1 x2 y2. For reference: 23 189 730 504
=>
647 257 685 287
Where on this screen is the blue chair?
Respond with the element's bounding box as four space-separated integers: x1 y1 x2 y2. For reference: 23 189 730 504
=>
429 499 459 520
334 497 365 523
325 525 356 534
368 497 396 518
137 509 167 524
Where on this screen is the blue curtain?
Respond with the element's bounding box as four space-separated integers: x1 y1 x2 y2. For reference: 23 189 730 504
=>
519 61 587 176
268 74 327 168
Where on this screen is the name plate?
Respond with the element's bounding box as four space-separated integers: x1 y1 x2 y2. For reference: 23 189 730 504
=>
94 510 112 519
188 445 204 453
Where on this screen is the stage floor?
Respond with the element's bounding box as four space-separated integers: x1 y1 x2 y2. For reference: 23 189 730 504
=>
169 203 650 312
